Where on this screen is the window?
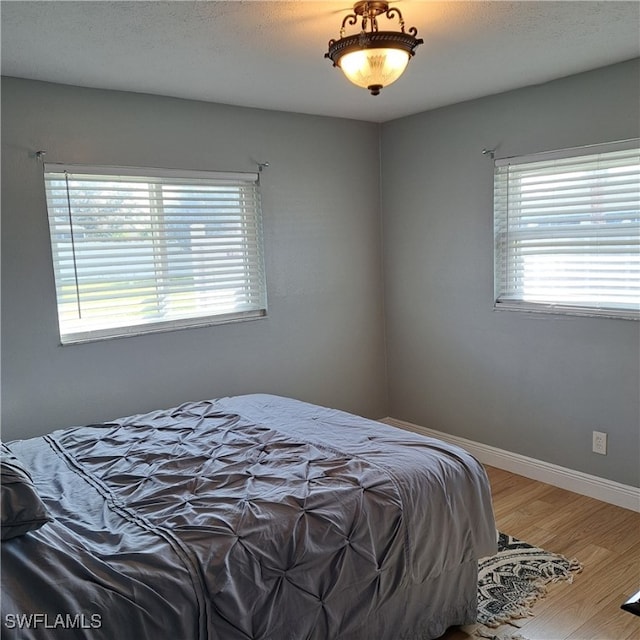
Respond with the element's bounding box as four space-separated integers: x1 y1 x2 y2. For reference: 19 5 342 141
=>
44 164 267 344
493 140 640 320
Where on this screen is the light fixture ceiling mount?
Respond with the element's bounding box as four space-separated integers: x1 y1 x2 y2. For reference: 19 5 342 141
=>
325 1 423 96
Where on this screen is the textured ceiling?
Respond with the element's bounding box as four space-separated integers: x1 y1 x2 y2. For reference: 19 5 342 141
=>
1 1 639 122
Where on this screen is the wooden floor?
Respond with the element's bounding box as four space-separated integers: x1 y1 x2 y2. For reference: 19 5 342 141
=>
439 465 640 640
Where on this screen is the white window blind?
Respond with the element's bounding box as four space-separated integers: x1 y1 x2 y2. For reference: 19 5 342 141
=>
44 164 267 344
494 140 640 320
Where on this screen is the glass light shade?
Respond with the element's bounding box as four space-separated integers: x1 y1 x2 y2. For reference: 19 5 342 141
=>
339 48 410 90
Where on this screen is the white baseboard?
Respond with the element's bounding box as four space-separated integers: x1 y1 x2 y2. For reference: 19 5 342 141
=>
382 417 640 512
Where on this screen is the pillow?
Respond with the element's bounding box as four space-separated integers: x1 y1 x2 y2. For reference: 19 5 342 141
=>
1 443 51 540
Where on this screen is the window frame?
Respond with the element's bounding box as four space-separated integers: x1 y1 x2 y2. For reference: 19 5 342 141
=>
493 140 640 321
44 163 268 344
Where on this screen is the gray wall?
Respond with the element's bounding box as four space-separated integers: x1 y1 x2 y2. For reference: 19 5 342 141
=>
1 78 387 439
381 59 640 487
3 62 639 488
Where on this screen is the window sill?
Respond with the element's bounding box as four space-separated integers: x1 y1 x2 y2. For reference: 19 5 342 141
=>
59 310 268 345
493 301 639 321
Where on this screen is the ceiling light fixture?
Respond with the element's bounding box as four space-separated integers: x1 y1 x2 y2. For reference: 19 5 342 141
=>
325 1 423 96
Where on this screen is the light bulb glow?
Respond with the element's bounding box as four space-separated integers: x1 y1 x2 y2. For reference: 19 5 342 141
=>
339 48 410 90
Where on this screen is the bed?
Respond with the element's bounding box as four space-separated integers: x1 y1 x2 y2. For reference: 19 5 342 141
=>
1 394 497 640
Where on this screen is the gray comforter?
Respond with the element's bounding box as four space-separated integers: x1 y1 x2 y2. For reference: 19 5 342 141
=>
1 394 496 639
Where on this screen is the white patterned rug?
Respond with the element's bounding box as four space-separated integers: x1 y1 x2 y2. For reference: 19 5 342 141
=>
471 532 582 640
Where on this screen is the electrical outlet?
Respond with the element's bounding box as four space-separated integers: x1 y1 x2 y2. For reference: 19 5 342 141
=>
592 430 607 455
